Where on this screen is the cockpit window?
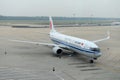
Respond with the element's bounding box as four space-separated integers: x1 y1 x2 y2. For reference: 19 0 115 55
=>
90 48 100 52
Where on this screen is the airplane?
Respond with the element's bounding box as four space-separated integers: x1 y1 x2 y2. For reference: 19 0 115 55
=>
10 16 110 63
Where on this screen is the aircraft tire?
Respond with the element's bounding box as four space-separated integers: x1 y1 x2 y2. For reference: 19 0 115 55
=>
90 60 94 63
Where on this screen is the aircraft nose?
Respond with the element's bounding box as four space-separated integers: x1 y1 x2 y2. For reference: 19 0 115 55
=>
95 52 102 57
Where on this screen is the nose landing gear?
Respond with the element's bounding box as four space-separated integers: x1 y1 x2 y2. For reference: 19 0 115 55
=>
90 59 94 63
89 58 97 63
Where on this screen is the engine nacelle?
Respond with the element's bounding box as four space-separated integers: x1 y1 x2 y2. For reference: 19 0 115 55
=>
53 47 62 56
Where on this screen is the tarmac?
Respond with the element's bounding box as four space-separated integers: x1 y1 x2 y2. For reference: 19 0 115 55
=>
0 26 120 80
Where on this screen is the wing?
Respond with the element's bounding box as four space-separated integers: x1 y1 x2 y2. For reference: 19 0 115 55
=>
93 31 110 43
9 39 56 47
8 39 69 49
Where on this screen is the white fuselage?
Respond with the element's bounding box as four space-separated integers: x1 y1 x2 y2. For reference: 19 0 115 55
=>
50 31 102 58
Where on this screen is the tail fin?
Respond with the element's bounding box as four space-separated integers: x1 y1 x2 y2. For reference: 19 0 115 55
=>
49 16 56 32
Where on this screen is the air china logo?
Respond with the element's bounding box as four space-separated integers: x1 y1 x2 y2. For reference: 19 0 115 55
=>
80 43 84 47
50 21 52 29
81 43 84 45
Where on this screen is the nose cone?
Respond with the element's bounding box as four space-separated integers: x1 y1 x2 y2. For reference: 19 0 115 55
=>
95 52 102 57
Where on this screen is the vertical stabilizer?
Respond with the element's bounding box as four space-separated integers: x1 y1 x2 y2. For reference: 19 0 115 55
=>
49 16 56 32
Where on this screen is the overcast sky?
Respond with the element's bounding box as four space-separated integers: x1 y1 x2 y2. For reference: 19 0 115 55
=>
0 0 120 18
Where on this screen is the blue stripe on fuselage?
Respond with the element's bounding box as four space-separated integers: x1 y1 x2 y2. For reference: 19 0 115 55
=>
51 37 97 54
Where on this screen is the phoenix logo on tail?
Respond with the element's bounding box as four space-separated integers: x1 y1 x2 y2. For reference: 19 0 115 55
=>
10 16 110 63
49 16 56 32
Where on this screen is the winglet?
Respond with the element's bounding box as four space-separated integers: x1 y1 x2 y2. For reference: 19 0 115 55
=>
93 31 110 43
107 30 110 39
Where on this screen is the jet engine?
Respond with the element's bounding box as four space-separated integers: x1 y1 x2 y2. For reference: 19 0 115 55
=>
53 47 62 56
